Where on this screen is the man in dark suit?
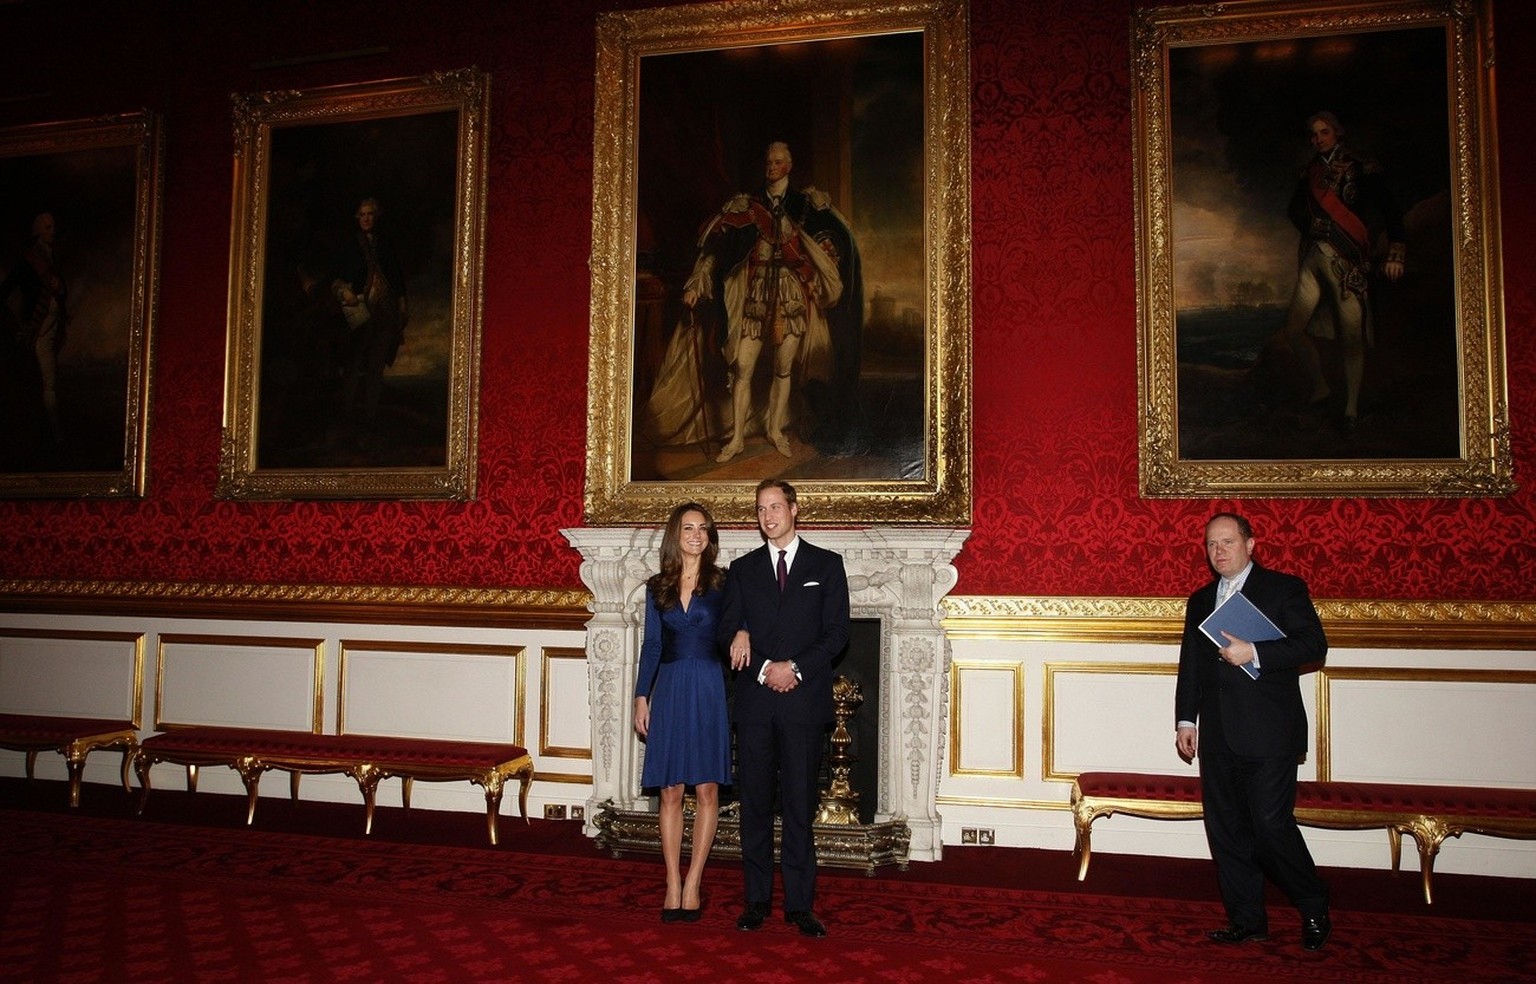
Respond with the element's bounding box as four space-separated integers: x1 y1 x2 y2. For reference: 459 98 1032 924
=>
721 478 850 937
1175 512 1332 951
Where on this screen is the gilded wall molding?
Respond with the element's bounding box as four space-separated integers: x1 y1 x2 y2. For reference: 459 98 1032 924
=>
942 596 1536 649
0 579 592 630
7 583 1532 649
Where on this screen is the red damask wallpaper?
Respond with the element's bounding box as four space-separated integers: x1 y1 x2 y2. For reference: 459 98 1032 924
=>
0 0 1530 602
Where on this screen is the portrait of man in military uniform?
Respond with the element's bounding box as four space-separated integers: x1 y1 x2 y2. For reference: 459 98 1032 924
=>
1165 24 1460 464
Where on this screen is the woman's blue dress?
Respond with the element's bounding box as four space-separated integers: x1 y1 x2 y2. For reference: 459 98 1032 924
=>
634 584 733 789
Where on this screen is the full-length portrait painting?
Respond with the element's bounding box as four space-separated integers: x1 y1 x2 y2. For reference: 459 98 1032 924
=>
0 112 160 497
220 69 487 500
1135 0 1511 497
585 0 972 524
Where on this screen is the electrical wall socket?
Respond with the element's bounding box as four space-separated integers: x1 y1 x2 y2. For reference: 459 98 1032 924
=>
543 803 567 820
570 805 585 822
960 827 977 844
977 828 995 845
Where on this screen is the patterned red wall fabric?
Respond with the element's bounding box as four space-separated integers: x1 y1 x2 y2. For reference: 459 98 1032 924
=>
0 0 1530 601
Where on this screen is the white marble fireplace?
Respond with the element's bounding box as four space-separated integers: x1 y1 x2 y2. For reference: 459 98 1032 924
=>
563 526 970 861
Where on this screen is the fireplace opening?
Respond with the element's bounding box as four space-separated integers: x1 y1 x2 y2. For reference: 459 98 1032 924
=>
822 617 880 824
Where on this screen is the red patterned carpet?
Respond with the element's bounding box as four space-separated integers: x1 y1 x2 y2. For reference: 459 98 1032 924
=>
2 780 1534 983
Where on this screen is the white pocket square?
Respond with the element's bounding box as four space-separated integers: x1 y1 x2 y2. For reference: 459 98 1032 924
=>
803 581 820 587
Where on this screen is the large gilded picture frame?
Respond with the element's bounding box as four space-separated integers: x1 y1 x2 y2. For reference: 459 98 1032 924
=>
584 0 972 525
0 111 162 498
219 69 488 500
1134 0 1512 497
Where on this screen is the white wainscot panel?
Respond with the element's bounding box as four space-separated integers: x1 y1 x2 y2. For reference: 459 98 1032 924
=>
1328 677 1536 786
954 664 1020 774
158 636 319 730
341 643 520 741
0 632 141 719
1048 663 1183 777
540 647 591 758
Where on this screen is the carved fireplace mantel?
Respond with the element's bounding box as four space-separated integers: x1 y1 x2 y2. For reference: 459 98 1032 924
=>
562 526 970 862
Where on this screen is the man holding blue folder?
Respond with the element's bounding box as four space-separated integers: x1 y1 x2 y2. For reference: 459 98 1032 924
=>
1175 512 1332 951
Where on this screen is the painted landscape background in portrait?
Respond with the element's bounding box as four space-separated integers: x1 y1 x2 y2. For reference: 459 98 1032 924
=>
1170 26 1456 462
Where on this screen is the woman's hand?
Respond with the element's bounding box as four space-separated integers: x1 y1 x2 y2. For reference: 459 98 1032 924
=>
633 696 649 737
729 629 751 670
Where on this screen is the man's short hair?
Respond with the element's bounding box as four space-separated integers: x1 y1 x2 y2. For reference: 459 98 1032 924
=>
765 140 792 164
1207 511 1253 539
756 477 797 508
356 197 383 217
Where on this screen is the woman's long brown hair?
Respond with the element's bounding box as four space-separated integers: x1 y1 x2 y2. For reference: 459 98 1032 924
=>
647 501 725 610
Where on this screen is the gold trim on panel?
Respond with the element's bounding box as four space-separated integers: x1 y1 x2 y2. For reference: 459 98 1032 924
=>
1310 600 1536 649
943 596 1186 642
337 640 525 741
1043 662 1178 782
0 628 146 729
944 596 1536 650
155 633 325 732
534 771 595 785
1132 0 1511 497
935 795 1064 811
539 647 592 760
1314 665 1536 782
583 0 972 525
0 579 592 630
947 660 1024 778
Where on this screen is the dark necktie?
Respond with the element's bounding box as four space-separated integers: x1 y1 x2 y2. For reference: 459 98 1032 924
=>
777 549 787 592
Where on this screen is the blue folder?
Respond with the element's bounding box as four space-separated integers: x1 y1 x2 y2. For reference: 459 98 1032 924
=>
1199 591 1284 680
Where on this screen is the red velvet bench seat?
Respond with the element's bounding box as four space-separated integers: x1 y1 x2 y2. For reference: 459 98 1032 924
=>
135 727 534 845
1070 771 1536 904
0 713 138 807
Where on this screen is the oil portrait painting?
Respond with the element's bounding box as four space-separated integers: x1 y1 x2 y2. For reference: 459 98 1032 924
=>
1135 0 1510 497
220 70 487 500
0 112 160 498
585 0 972 524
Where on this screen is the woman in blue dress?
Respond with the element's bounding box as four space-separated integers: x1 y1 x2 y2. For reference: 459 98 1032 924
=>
633 501 732 923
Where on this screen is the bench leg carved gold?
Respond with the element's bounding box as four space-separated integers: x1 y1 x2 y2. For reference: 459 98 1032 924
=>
1071 801 1110 882
232 756 269 825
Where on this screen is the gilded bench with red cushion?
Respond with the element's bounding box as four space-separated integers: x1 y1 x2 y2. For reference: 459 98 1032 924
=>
0 713 138 807
1070 771 1536 904
135 726 534 845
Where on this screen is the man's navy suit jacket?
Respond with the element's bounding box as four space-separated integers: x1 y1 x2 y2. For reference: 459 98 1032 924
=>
719 538 851 727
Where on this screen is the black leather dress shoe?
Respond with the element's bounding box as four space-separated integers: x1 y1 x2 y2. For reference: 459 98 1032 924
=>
736 903 769 931
1206 925 1269 944
784 910 827 937
1301 914 1332 951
